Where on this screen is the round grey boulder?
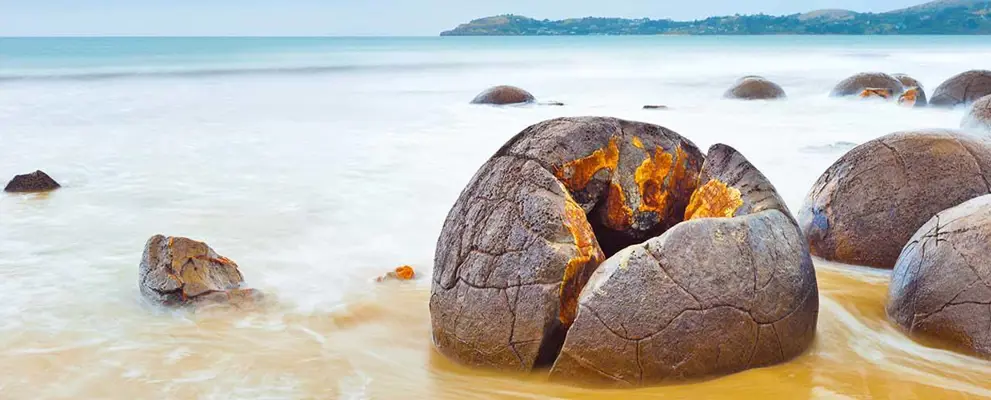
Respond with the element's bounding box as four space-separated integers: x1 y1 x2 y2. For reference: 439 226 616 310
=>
725 77 786 100
830 72 905 98
930 70 991 108
962 95 991 131
471 85 536 105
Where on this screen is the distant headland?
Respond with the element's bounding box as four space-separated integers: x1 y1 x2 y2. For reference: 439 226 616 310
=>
440 0 991 36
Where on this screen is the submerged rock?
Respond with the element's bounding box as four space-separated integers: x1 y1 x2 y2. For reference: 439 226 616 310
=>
470 85 536 105
724 76 786 100
830 72 904 98
431 117 817 385
139 235 260 308
798 130 991 268
376 265 416 282
642 105 669 110
888 195 991 359
4 170 60 193
930 70 991 108
962 95 991 131
892 74 928 106
549 144 817 386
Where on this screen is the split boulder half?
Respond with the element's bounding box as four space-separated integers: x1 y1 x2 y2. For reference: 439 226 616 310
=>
892 73 928 107
471 85 536 105
724 76 786 100
830 72 905 99
4 170 60 193
430 117 818 386
888 194 991 359
930 70 991 108
139 235 260 308
798 130 991 269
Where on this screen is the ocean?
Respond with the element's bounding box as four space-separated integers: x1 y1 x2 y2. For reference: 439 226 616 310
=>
1 36 990 398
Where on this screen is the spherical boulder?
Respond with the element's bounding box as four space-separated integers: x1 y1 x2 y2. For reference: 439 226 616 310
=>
830 72 905 98
888 194 991 359
962 95 991 131
548 144 817 386
4 170 60 193
431 117 705 371
930 70 991 108
892 73 928 106
470 85 536 105
139 235 260 308
724 76 786 100
798 130 991 268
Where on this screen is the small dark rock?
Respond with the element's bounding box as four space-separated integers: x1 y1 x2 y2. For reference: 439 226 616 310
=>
642 105 669 110
4 170 61 193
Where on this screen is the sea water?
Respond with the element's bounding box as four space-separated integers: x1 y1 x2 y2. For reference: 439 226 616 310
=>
1 36 990 398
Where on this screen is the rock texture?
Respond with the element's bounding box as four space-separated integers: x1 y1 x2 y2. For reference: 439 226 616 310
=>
888 194 991 359
139 235 259 307
430 117 705 371
471 85 536 105
830 72 905 98
548 144 817 386
962 95 991 131
798 130 991 269
930 70 991 108
724 77 787 100
892 73 928 106
4 170 60 193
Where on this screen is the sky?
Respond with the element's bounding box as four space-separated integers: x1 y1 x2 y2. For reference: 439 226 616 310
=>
1 0 929 36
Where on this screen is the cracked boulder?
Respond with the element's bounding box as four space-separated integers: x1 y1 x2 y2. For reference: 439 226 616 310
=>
139 235 260 308
887 194 991 359
962 95 991 131
830 72 905 98
471 85 536 105
892 73 928 107
430 117 704 371
4 170 60 193
724 76 786 100
930 70 991 108
548 144 818 386
798 130 991 269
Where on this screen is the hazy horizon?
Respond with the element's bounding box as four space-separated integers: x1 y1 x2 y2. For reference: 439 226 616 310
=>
3 0 928 37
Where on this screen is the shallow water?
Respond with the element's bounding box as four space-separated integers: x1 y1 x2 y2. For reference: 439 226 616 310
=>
2 36 991 398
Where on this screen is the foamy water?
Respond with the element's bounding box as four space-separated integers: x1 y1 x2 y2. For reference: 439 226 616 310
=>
1 36 990 398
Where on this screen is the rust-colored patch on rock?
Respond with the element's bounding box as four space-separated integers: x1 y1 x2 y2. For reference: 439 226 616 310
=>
631 136 645 149
635 146 675 215
684 179 744 220
559 196 606 326
553 137 620 191
377 265 416 282
898 88 919 107
860 88 893 99
604 182 633 230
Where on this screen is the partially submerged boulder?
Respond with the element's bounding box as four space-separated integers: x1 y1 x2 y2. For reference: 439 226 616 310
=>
888 194 991 359
471 85 536 105
724 76 786 100
830 72 904 98
930 70 991 108
4 170 60 193
431 117 818 385
892 73 928 106
962 95 991 131
139 235 260 308
549 144 817 386
798 130 991 268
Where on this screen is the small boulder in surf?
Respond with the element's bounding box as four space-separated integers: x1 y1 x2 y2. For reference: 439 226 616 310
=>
892 73 928 106
471 85 536 105
930 70 991 108
724 76 786 100
830 72 904 98
888 194 991 359
798 130 991 268
139 235 261 308
962 95 991 131
4 170 61 193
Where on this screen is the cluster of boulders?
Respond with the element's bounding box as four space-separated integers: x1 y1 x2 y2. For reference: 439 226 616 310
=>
430 117 818 386
798 129 991 360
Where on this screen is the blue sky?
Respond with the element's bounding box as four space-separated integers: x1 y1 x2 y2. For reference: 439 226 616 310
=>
2 0 927 36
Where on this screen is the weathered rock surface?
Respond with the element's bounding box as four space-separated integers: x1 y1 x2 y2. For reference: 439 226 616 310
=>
962 95 991 131
139 235 259 307
470 85 536 105
830 72 905 98
430 117 705 371
888 194 991 359
724 77 786 100
798 130 991 268
4 170 60 193
548 144 818 386
930 70 991 108
892 73 928 106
